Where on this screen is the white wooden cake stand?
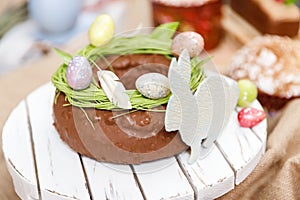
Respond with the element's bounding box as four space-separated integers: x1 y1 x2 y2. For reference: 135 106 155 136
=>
2 83 267 200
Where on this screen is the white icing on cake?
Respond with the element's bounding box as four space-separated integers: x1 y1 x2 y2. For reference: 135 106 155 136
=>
152 0 215 7
228 35 300 98
256 48 277 68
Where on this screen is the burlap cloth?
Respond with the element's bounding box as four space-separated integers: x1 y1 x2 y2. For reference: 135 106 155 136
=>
218 99 300 200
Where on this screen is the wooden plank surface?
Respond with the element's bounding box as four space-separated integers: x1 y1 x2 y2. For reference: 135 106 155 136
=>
132 157 194 200
178 146 234 200
82 157 144 200
216 111 263 185
26 83 91 200
2 101 39 200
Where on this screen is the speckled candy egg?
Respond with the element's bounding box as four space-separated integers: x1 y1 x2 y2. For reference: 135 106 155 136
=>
171 31 204 57
66 56 92 90
136 73 170 99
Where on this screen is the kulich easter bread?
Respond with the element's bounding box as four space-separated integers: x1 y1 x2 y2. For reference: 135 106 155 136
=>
228 35 300 111
151 0 223 50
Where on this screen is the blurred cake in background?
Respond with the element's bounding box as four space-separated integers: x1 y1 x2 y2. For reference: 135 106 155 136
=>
228 35 300 111
229 0 300 37
151 0 223 50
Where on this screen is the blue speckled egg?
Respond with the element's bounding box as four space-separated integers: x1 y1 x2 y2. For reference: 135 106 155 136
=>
136 73 170 99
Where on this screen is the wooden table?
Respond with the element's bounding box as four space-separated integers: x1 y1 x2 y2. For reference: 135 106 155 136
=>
0 1 244 199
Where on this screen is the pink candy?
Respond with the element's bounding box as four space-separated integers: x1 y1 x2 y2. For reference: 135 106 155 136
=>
238 107 266 128
171 31 204 57
66 56 93 90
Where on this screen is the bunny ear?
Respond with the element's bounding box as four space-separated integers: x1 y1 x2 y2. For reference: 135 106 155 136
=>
168 58 191 93
167 57 178 82
168 50 192 94
165 58 193 131
177 49 191 86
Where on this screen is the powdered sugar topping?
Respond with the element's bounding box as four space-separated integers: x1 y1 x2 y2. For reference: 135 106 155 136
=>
228 35 300 98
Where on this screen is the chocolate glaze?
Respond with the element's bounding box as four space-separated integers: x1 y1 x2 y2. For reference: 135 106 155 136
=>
53 54 187 164
230 0 299 37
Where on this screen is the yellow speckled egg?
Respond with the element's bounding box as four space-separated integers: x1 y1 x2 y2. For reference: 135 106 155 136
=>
88 14 114 47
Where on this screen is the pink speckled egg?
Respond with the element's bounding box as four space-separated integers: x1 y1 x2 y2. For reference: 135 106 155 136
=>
66 56 92 90
171 31 204 57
